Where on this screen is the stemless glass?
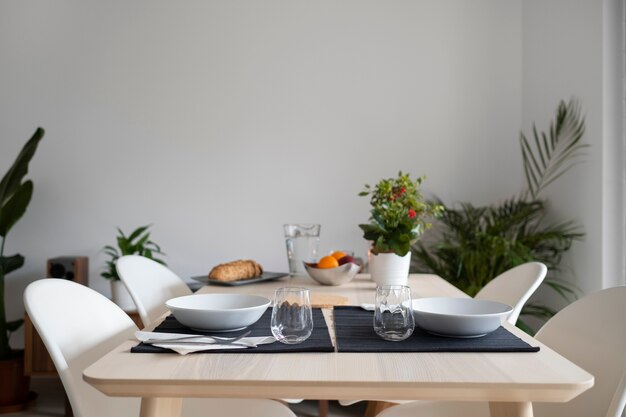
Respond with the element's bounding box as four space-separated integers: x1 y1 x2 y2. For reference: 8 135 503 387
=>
271 287 313 344
373 285 415 341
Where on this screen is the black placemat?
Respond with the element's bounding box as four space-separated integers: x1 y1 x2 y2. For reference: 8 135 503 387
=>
334 306 539 353
131 308 334 354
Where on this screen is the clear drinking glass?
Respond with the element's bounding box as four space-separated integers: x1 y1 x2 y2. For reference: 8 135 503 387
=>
271 287 313 344
284 224 320 276
373 285 415 341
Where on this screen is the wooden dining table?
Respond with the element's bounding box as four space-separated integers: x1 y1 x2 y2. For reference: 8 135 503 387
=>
83 274 594 417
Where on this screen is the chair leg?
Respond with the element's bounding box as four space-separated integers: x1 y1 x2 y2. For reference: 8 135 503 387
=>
364 401 395 417
317 400 329 417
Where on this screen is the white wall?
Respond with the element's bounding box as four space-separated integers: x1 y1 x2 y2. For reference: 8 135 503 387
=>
8 0 604 348
522 0 625 313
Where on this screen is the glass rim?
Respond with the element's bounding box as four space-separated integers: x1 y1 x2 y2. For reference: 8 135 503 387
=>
274 286 311 293
376 284 411 290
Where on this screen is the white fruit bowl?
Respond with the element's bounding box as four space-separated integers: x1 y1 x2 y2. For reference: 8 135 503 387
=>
303 262 360 286
411 297 513 338
166 293 270 332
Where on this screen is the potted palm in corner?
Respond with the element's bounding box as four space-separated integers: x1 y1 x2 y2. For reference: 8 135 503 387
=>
0 128 43 412
359 171 443 286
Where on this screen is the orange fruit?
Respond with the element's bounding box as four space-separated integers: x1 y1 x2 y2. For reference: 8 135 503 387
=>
317 255 339 269
330 251 347 261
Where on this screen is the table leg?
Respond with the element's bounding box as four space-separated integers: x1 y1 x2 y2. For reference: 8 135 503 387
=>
364 401 396 417
488 402 533 417
140 397 183 417
318 399 329 417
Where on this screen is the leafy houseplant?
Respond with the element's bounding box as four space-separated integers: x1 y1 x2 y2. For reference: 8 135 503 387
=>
359 172 444 257
412 99 586 333
0 127 43 410
102 225 166 281
0 128 44 361
102 225 166 311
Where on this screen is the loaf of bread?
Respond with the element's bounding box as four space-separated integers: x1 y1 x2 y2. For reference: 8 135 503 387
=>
208 259 263 282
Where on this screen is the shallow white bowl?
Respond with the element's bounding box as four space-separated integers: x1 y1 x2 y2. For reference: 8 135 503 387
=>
303 262 360 286
165 293 270 332
411 297 513 338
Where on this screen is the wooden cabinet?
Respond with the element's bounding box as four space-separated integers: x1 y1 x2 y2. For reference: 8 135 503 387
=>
24 311 143 376
24 314 56 376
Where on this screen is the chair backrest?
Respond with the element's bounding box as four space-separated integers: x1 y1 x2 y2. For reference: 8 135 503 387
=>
534 286 626 417
116 255 192 326
475 262 547 325
24 279 139 417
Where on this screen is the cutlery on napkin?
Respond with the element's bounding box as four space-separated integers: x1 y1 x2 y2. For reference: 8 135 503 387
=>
135 331 276 355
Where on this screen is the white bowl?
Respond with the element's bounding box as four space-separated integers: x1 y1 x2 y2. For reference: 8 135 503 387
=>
303 262 360 286
411 297 513 338
165 293 270 332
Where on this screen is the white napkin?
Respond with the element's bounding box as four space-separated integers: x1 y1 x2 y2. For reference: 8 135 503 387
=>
153 337 277 355
360 303 375 311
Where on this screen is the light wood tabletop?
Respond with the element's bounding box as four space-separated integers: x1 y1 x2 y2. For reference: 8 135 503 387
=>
83 274 594 417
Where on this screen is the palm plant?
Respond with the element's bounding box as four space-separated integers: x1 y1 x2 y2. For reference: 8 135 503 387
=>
412 99 587 333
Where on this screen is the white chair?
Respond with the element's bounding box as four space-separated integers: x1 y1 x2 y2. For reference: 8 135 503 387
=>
24 279 297 417
340 262 548 409
376 286 626 417
116 255 192 327
475 262 547 325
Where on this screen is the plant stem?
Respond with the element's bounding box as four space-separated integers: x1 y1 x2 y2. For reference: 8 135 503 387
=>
0 272 8 359
0 236 10 359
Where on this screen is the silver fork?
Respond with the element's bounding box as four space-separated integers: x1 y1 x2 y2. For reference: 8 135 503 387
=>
141 330 252 345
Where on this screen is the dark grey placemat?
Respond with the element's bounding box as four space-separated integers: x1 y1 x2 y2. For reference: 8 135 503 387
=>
131 308 333 354
334 306 539 353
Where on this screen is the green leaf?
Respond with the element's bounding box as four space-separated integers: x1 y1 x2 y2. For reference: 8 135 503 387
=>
128 225 150 242
0 254 24 275
520 99 587 199
134 233 150 248
0 181 33 237
116 227 127 240
521 303 557 318
117 236 130 254
6 319 24 332
514 319 535 336
0 127 44 207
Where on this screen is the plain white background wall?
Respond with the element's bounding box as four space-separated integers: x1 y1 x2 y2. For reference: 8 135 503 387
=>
0 0 620 345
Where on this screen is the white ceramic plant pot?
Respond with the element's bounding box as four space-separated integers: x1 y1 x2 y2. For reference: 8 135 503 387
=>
110 280 136 312
369 251 411 286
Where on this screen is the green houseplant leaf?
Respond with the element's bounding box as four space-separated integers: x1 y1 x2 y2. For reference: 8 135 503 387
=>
0 254 25 276
0 181 33 237
521 99 587 199
0 128 44 207
0 127 44 360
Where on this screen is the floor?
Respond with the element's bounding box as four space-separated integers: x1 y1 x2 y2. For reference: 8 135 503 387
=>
6 378 366 417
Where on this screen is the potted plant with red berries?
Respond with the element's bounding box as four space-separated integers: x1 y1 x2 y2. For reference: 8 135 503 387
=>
359 171 443 285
